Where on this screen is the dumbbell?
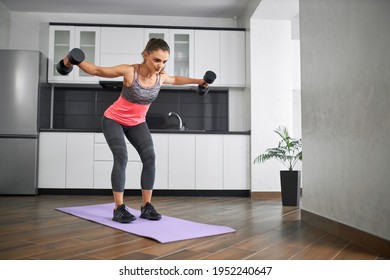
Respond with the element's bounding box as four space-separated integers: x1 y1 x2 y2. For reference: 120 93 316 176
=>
56 48 85 75
197 70 217 96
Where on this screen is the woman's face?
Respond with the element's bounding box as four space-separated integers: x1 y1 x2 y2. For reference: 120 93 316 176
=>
144 49 170 74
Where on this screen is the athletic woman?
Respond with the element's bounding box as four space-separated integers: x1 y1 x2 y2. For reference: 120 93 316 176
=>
63 38 208 223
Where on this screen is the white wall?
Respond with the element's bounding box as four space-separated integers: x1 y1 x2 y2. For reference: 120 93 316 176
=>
250 19 294 192
300 0 390 240
237 0 263 132
0 1 10 49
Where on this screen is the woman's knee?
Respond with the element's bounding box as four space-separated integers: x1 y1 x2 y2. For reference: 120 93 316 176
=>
112 147 128 167
142 148 155 167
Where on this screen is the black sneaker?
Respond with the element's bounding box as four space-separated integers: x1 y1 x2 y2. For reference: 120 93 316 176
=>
113 204 136 223
140 202 161 220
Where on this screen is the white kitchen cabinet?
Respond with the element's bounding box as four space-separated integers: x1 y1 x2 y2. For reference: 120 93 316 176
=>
66 133 94 189
94 160 142 190
194 30 220 85
168 134 196 189
38 132 67 189
144 28 195 78
223 135 249 190
152 134 169 189
195 135 223 190
48 26 100 84
93 161 111 189
144 29 173 75
93 160 142 189
169 29 194 78
38 132 249 191
100 27 144 82
144 28 171 43
220 31 246 86
194 30 245 87
93 133 141 189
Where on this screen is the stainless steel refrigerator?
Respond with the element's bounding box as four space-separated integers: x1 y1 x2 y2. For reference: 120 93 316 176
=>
0 50 50 195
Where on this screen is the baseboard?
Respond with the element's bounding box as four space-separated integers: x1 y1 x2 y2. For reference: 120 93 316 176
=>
37 188 250 197
301 209 390 258
250 191 281 200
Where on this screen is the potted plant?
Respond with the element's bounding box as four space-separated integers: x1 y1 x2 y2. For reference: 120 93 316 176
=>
253 126 302 206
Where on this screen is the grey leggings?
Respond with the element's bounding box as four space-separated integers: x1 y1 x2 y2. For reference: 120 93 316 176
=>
101 116 155 192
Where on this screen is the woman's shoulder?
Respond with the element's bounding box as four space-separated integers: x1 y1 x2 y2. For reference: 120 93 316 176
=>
122 64 139 86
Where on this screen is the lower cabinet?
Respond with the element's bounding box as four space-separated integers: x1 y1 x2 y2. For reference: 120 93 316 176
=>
223 135 250 190
38 132 94 189
152 134 169 190
168 134 196 190
93 161 141 190
93 133 141 189
196 135 223 190
66 133 94 189
38 132 67 189
38 132 249 190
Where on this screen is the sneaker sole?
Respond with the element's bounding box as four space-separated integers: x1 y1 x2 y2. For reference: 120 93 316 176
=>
112 216 137 223
140 215 161 220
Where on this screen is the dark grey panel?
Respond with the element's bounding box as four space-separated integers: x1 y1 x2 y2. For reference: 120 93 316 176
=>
0 138 37 195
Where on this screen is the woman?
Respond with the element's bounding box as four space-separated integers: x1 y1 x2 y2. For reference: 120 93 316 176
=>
63 38 208 223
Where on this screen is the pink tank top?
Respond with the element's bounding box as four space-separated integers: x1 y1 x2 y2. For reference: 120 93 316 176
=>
104 65 161 126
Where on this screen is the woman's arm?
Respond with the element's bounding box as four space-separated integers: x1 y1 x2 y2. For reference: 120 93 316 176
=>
162 74 205 86
63 56 131 78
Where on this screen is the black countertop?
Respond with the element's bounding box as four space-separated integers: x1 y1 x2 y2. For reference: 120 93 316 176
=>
40 128 250 135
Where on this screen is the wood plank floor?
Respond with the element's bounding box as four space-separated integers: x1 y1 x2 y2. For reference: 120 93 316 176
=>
0 195 384 260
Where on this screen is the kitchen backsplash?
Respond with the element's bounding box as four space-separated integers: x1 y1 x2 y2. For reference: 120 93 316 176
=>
50 87 228 131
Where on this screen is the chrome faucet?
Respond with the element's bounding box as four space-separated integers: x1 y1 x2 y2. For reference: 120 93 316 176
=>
168 112 185 130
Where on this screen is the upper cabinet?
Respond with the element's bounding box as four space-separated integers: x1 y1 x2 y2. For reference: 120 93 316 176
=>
144 28 172 74
220 31 246 86
100 27 144 82
48 25 100 84
48 25 245 87
195 30 245 87
194 30 221 85
169 29 194 78
144 29 194 78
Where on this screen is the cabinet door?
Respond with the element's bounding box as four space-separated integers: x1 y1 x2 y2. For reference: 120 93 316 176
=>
168 134 196 189
169 29 194 77
101 27 144 54
66 133 94 189
144 28 172 75
223 135 249 190
195 135 223 190
38 132 67 189
194 30 220 85
100 27 144 81
73 26 100 83
48 26 100 84
152 134 169 189
48 26 75 82
220 31 246 86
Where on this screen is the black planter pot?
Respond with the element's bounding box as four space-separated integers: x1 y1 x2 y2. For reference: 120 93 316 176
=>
280 170 301 206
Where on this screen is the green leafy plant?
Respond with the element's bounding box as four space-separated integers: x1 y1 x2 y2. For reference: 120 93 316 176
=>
253 126 302 171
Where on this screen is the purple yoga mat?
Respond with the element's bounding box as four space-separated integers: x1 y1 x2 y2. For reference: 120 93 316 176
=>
56 203 235 243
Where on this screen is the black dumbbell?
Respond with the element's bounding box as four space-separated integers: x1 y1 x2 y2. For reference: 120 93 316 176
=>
56 48 85 75
197 70 217 96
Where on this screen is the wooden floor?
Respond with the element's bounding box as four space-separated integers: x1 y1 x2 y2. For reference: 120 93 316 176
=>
0 195 384 260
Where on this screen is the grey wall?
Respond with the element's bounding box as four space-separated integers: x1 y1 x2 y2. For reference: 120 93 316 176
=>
0 2 10 48
300 0 390 240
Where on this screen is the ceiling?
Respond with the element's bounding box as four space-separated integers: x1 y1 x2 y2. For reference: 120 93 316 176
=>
0 0 252 18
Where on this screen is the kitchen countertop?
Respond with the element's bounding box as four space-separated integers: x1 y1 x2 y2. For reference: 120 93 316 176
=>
40 128 250 135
